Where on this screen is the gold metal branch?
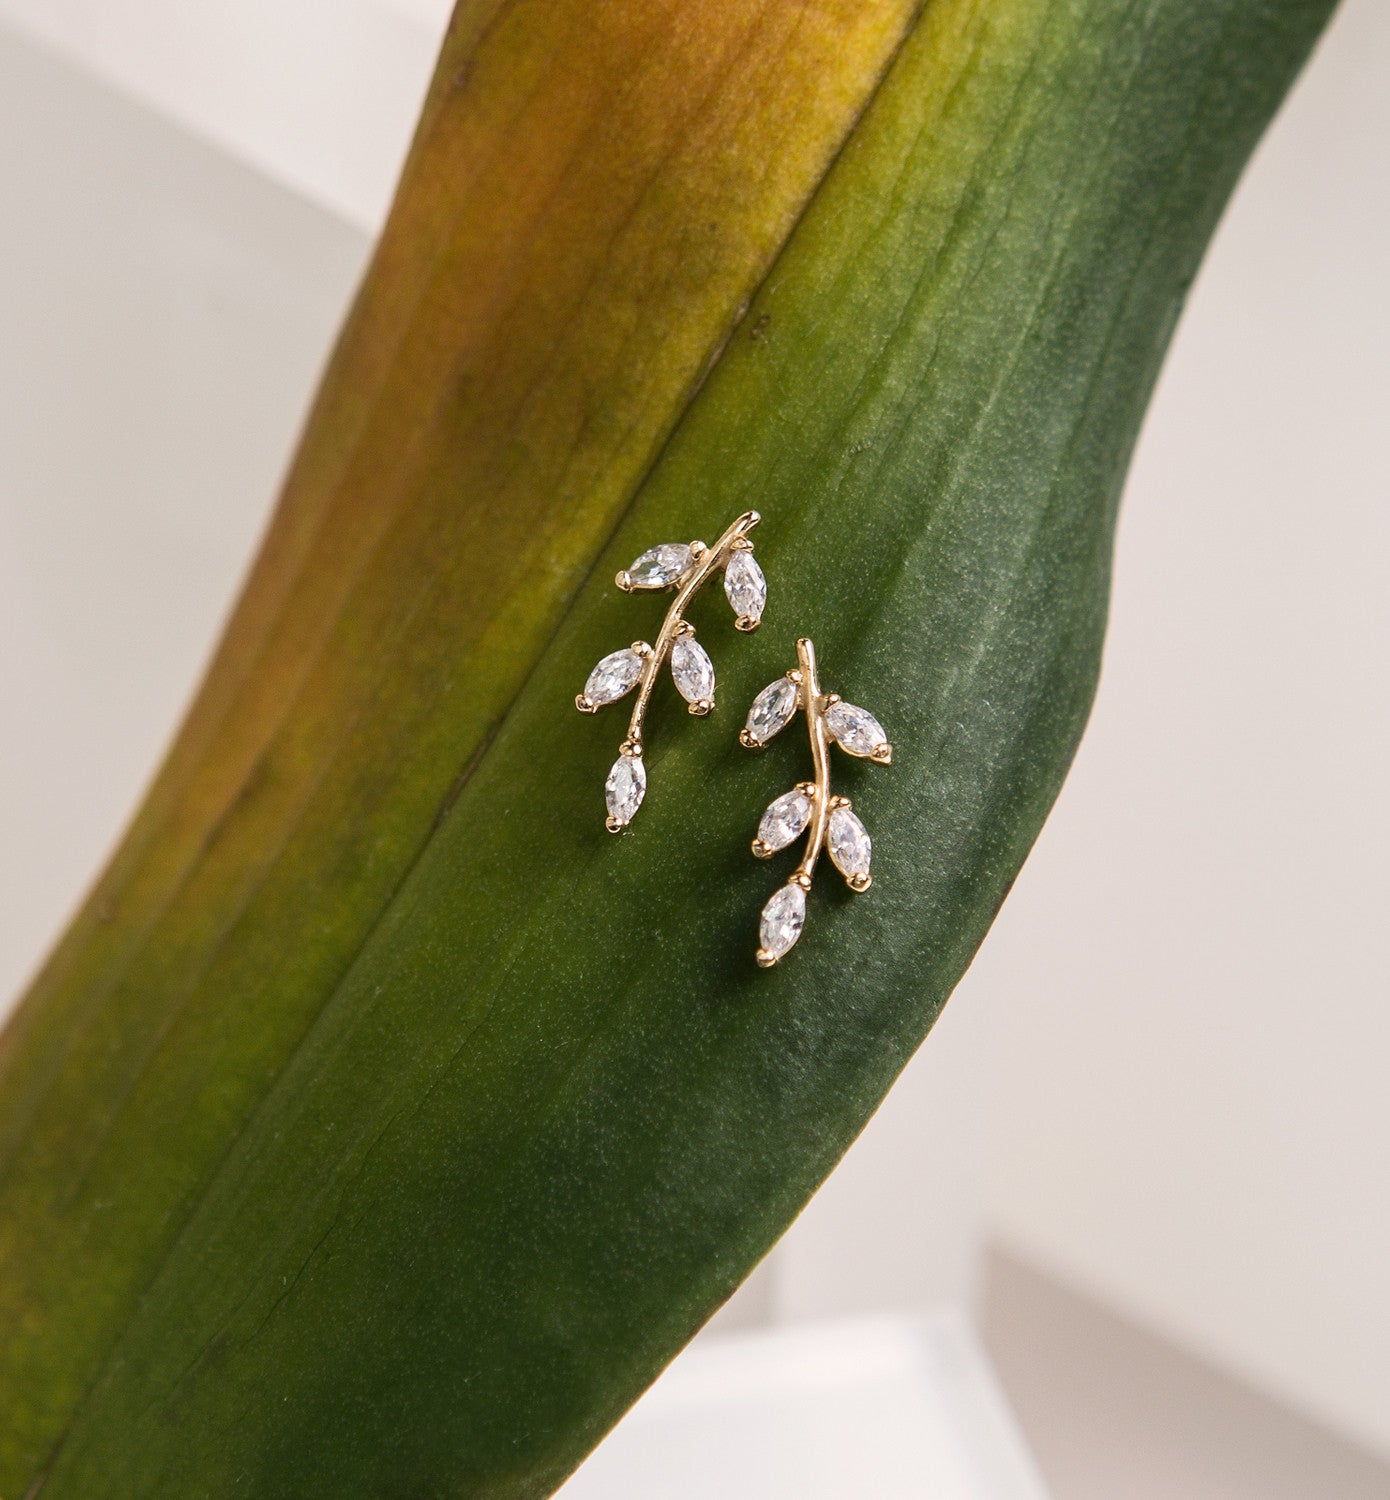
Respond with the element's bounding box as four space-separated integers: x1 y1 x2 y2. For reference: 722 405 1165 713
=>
577 511 765 831
741 636 891 965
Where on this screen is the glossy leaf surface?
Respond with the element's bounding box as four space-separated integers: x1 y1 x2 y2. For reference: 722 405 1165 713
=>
0 0 1334 1494
0 0 922 1481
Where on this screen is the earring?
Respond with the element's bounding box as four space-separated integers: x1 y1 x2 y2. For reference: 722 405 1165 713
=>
740 636 891 966
578 511 766 831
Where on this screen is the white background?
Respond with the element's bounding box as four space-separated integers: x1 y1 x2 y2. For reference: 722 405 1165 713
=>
0 0 1386 1468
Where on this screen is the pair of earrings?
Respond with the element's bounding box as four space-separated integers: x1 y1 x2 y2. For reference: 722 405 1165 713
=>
576 512 891 966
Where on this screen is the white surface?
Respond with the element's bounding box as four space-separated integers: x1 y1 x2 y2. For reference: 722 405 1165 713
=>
558 1313 1049 1500
0 22 369 1000
965 0 1390 1453
1 0 1387 1464
0 0 450 230
767 984 989 1321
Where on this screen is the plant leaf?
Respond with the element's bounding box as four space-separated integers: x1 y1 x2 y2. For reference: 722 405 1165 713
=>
0 0 1335 1494
0 0 923 1483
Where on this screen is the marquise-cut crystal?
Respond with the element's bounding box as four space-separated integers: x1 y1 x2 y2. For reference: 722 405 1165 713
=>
828 805 872 881
670 636 715 704
825 700 888 758
604 753 646 825
744 677 798 744
758 789 812 852
584 648 643 706
626 542 692 588
759 882 806 960
723 549 767 623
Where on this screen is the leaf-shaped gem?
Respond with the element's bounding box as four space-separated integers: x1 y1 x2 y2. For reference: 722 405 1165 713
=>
758 882 806 965
723 549 766 626
604 753 646 828
757 789 812 853
582 648 644 707
670 636 715 705
824 700 891 760
624 542 693 588
744 677 798 745
828 805 872 886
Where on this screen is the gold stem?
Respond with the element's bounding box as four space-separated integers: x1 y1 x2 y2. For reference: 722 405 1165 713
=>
622 510 759 751
793 636 831 884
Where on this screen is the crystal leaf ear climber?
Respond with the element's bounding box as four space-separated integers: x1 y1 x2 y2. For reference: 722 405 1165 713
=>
740 636 891 966
578 510 765 831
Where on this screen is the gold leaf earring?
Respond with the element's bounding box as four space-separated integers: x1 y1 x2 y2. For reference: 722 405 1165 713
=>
740 636 891 965
577 511 765 831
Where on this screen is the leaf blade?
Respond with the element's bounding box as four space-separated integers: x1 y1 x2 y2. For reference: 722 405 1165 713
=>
0 0 926 1483
1 0 1336 1495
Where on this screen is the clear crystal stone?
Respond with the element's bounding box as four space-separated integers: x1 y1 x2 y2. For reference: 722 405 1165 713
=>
723 549 766 623
604 753 646 825
626 542 692 588
758 789 812 852
759 882 806 960
584 648 644 706
828 805 872 881
825 700 888 758
744 677 798 744
670 636 715 704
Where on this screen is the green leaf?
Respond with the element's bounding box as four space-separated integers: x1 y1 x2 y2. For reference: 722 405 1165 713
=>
0 0 1333 1494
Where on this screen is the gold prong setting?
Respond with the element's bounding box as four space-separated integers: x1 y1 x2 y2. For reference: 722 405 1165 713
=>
743 637 889 964
580 511 763 830
603 747 646 832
